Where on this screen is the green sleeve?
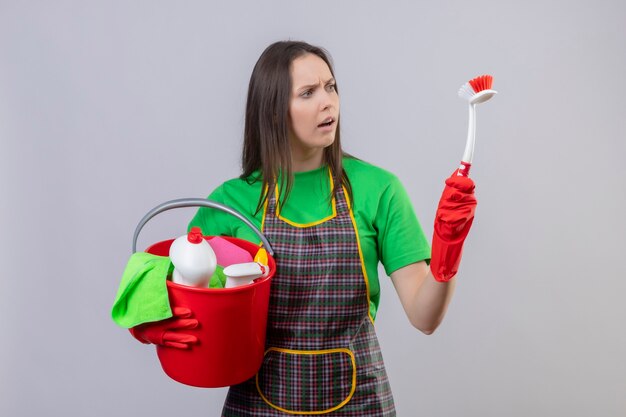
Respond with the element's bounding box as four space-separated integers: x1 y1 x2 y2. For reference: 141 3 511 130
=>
188 184 233 237
375 175 431 275
187 180 265 244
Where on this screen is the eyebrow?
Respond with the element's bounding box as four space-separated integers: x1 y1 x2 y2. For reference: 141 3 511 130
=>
295 78 336 91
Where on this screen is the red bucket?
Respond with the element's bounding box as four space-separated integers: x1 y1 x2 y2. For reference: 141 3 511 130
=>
132 199 276 388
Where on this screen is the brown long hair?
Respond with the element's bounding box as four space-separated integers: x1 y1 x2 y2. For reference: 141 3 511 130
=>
241 40 353 214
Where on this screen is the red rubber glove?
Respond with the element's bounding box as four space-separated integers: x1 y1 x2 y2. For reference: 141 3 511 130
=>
430 170 477 282
129 307 199 349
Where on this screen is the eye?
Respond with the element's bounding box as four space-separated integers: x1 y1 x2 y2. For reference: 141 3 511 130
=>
300 89 313 98
326 83 336 92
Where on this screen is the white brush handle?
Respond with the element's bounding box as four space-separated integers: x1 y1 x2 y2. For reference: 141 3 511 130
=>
458 103 476 177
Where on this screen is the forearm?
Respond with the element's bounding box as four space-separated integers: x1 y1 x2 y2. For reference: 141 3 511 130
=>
390 262 456 334
410 268 456 334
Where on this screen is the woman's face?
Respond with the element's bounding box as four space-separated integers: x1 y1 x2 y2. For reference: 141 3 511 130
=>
287 53 339 163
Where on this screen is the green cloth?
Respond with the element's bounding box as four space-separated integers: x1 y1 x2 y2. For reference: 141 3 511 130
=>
111 252 174 328
189 157 431 320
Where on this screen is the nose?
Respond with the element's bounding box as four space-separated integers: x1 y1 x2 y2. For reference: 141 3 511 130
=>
320 89 337 111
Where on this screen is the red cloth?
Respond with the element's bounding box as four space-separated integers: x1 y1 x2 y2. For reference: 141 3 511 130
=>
430 171 477 282
129 307 199 349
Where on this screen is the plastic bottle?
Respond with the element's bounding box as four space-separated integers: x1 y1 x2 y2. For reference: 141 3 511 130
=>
169 227 217 287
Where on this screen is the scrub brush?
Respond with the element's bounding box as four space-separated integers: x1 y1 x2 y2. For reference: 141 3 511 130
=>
456 74 497 177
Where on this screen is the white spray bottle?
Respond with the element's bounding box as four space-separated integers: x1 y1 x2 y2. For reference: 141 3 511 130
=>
169 227 216 287
222 248 270 288
223 262 268 288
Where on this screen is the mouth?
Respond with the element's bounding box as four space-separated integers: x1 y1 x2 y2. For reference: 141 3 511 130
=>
317 117 335 128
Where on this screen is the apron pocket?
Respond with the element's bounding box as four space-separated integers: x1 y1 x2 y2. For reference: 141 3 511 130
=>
256 347 356 414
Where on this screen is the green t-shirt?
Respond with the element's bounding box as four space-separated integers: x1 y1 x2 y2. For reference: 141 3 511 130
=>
189 157 431 320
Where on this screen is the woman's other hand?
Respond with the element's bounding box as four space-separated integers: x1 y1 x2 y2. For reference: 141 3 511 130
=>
129 307 199 349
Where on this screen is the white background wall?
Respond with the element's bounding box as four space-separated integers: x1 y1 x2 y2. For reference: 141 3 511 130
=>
1 1 625 415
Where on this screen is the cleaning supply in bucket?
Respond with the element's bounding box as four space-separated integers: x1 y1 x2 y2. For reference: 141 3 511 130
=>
223 262 269 288
254 247 268 265
170 227 217 287
207 236 253 266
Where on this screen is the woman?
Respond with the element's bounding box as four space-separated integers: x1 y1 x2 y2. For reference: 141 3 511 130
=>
132 41 477 416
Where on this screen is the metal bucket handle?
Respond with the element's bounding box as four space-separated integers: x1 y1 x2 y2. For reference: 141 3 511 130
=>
132 198 274 256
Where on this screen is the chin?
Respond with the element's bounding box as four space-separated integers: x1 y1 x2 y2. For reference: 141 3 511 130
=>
303 137 335 151
320 132 337 147
292 131 337 153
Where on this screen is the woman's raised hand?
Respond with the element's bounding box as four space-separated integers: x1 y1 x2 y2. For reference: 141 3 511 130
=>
430 170 477 282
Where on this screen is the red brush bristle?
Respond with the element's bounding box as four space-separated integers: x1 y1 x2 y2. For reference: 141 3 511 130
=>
469 75 493 93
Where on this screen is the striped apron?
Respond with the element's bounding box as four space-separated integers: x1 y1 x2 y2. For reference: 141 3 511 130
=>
222 182 396 416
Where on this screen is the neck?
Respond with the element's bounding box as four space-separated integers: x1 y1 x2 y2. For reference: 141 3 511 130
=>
290 148 325 172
